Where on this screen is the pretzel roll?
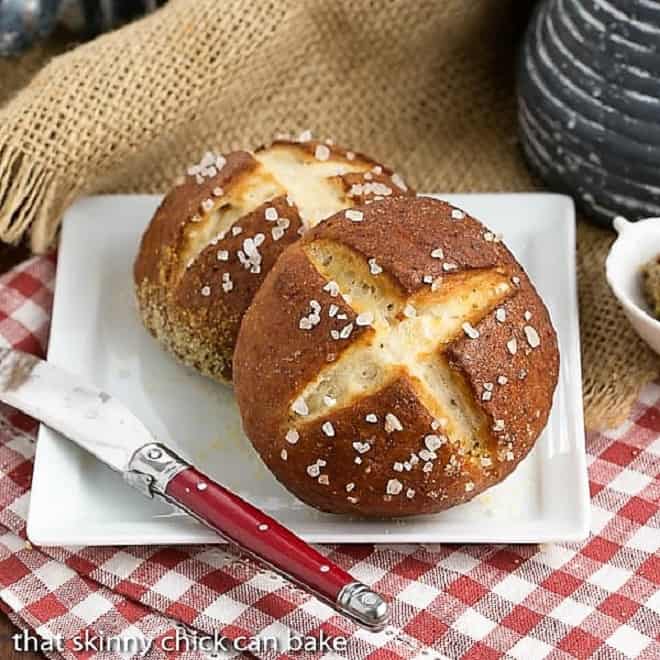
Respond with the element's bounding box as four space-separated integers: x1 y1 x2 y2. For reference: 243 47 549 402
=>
134 139 413 383
234 197 560 517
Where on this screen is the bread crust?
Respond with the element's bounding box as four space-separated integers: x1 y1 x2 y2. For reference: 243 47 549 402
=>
134 141 412 382
233 197 560 517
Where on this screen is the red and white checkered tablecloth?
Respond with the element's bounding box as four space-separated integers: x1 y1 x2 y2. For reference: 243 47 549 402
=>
0 255 657 660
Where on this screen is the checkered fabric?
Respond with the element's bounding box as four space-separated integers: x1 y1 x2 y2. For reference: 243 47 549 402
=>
0 256 657 660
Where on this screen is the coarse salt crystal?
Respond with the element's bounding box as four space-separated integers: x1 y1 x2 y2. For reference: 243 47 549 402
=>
285 429 299 444
322 421 335 437
386 479 403 495
507 338 518 355
339 323 353 339
292 397 309 416
222 273 233 293
352 441 370 454
424 435 444 451
431 247 444 259
315 144 331 161
263 206 279 222
368 258 383 275
385 413 403 433
451 208 465 220
495 308 506 323
365 413 378 423
323 281 340 297
524 325 541 348
462 322 479 339
345 209 364 222
431 418 446 430
419 449 436 461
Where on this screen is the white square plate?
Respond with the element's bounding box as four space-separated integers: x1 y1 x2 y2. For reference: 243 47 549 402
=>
28 193 590 546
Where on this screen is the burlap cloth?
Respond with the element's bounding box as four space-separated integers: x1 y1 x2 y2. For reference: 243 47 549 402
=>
0 0 656 429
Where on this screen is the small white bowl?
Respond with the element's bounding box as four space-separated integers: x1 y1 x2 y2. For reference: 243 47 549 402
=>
606 216 660 355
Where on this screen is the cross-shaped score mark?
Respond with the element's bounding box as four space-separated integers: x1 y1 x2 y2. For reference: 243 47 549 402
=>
289 239 516 460
182 144 398 271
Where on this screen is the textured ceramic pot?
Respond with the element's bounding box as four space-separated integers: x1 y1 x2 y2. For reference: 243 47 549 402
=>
518 0 660 227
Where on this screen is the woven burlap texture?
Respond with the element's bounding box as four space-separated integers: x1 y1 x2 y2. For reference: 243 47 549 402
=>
0 0 657 429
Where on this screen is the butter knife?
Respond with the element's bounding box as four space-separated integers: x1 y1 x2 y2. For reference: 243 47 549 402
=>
0 348 388 631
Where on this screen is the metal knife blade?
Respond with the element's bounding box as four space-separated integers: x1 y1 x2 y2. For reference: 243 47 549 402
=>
0 348 153 472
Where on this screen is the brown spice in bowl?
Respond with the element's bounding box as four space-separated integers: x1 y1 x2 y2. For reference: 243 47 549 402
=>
641 255 660 319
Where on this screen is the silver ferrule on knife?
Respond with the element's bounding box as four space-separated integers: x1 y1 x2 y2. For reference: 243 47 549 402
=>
124 443 188 497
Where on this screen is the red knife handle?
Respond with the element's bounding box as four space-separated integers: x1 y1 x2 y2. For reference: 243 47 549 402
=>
126 443 388 630
168 466 351 598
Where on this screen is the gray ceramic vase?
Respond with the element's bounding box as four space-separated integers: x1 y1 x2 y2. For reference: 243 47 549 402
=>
518 0 660 227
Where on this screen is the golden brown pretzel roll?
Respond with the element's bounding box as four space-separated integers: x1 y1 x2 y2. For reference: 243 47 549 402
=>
133 138 413 383
233 197 560 517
